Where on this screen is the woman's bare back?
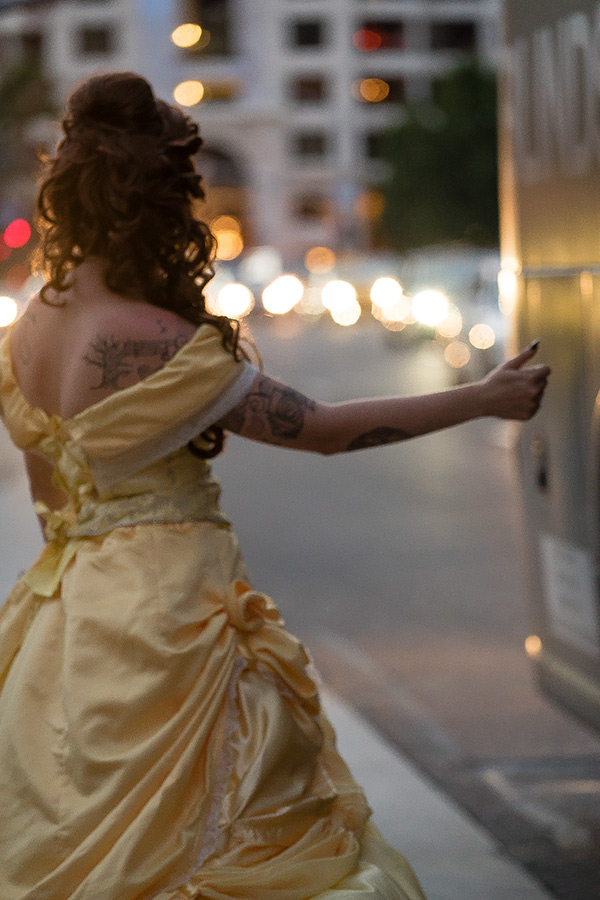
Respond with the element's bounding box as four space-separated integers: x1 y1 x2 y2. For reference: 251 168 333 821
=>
10 259 196 512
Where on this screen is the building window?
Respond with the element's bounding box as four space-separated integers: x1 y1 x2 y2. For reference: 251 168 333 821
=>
291 20 325 48
431 21 476 51
180 0 231 56
353 20 405 52
21 31 43 63
290 76 328 103
293 193 329 221
365 132 386 160
291 132 329 158
76 24 117 55
353 77 404 104
201 81 238 103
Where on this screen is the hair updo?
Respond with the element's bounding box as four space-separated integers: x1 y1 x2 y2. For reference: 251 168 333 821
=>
36 72 245 457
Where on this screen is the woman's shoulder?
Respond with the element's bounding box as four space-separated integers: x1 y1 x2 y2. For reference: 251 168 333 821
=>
11 292 200 420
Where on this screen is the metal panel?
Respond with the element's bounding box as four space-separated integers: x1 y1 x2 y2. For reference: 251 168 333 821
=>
502 0 600 728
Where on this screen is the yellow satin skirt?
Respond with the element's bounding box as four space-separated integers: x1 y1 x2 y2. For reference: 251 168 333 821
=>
0 521 426 900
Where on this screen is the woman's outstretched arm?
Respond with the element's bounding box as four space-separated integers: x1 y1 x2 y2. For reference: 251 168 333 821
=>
218 343 550 455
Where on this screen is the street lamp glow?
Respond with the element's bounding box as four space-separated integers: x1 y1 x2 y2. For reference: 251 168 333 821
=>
330 298 361 327
321 279 357 312
171 23 203 48
0 295 18 327
412 289 449 327
262 275 304 315
217 283 254 319
173 80 205 106
370 276 403 309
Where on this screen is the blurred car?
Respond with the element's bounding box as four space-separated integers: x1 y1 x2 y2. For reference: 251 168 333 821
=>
384 245 506 379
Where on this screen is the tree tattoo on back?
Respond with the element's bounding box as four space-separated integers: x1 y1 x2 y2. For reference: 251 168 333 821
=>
83 331 189 389
219 374 316 442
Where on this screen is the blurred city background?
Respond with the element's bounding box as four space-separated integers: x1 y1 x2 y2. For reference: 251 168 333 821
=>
1 3 600 899
0 0 507 380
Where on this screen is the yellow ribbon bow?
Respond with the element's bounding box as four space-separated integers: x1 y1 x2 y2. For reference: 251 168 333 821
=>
22 502 81 599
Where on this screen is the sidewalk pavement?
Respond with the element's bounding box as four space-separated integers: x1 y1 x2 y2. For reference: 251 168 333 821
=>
323 690 553 900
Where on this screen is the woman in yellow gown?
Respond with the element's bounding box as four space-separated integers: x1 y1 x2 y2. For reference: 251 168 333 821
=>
0 73 549 900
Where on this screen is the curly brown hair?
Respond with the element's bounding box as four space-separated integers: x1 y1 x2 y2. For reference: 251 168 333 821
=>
35 72 244 457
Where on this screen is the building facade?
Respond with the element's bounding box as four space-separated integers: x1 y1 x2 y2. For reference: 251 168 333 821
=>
0 0 500 264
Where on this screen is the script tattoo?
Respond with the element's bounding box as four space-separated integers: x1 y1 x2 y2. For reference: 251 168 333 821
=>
346 426 412 451
83 332 188 389
219 374 316 441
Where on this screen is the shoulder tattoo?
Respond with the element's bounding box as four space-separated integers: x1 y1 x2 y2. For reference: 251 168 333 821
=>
82 332 189 389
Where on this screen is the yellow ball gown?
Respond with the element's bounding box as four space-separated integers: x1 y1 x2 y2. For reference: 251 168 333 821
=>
0 324 427 900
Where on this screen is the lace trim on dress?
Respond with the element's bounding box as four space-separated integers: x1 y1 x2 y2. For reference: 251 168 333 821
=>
87 362 258 491
149 657 247 900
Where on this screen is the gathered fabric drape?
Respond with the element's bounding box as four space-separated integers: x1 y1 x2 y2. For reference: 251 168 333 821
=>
0 324 426 900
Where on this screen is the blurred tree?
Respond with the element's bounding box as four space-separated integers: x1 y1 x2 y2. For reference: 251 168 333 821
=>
378 59 498 251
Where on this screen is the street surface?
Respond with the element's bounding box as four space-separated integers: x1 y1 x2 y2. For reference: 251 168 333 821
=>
2 316 600 898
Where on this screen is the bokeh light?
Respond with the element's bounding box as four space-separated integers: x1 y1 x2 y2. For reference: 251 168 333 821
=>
525 634 542 658
371 294 412 325
215 231 244 260
353 29 383 51
436 306 463 339
330 298 361 327
305 246 335 274
321 279 357 312
262 275 304 315
171 23 203 47
468 323 496 350
295 286 326 318
498 260 519 316
239 246 283 285
217 283 254 319
444 341 471 369
173 80 205 106
412 289 449 327
355 78 390 103
212 215 244 261
0 295 18 327
4 218 31 249
370 276 403 309
212 215 241 232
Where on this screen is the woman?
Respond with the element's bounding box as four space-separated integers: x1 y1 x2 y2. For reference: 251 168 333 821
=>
0 73 549 900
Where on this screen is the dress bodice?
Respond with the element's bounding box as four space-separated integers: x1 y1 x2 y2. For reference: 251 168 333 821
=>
0 322 257 580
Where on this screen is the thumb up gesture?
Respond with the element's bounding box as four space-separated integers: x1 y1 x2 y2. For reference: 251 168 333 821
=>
479 342 550 420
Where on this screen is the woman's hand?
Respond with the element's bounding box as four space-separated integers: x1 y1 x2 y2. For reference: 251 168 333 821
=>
478 343 550 421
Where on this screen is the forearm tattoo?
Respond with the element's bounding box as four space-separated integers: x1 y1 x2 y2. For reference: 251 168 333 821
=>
83 329 188 389
346 426 412 451
220 374 316 441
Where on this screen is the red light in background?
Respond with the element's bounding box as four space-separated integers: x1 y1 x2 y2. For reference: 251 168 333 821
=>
0 239 11 262
4 218 31 249
353 29 383 52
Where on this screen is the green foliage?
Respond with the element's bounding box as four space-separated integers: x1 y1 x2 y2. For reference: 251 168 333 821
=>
0 58 52 125
379 59 499 251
